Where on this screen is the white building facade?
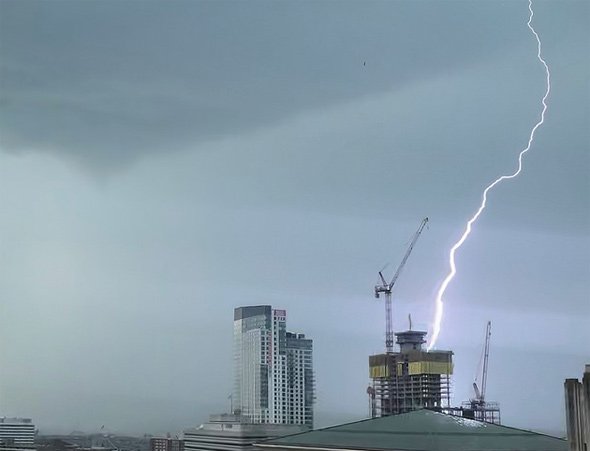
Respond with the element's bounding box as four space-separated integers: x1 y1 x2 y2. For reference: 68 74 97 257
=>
0 418 35 447
233 306 314 427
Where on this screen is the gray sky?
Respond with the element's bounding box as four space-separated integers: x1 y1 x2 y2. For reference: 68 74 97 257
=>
1 0 588 437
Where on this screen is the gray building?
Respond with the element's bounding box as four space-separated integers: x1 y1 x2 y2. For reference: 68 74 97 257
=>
149 438 182 451
183 414 307 451
233 306 314 427
564 365 590 451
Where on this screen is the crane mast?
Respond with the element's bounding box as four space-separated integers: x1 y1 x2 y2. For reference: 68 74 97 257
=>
473 321 492 404
374 217 428 353
458 320 500 424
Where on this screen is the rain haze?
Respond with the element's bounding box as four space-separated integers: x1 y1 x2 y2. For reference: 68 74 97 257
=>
1 0 589 439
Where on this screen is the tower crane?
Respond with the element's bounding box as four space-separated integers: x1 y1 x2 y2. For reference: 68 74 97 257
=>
458 320 500 424
374 217 428 353
472 321 492 406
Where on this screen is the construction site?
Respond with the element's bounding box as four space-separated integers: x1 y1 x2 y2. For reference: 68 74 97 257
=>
368 329 453 416
367 218 501 424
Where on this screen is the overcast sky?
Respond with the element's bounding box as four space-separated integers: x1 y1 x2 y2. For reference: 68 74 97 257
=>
1 0 588 437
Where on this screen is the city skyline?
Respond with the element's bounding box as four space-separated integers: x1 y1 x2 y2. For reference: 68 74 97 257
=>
1 0 588 438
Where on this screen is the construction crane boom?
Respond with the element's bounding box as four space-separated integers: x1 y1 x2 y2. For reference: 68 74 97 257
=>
374 217 429 353
464 320 501 424
386 218 429 290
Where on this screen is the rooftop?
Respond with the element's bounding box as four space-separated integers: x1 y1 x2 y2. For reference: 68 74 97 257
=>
0 419 33 424
257 410 567 451
184 414 309 439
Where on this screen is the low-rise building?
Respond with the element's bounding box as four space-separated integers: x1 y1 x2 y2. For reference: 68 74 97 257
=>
0 418 36 450
184 414 307 451
149 438 182 451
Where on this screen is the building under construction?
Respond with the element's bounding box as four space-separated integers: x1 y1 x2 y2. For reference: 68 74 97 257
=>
368 330 453 417
444 321 501 425
368 219 501 422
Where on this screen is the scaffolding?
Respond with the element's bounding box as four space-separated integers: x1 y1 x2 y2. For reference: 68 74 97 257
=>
443 402 501 425
369 330 453 417
446 321 501 425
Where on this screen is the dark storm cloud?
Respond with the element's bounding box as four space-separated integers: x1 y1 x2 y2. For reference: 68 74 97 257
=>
1 0 530 170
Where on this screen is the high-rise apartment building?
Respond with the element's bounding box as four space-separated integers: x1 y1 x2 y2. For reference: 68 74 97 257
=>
233 306 314 427
183 413 308 451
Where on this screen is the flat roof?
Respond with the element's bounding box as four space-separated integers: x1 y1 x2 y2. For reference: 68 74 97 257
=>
184 422 308 439
0 418 33 424
234 305 272 320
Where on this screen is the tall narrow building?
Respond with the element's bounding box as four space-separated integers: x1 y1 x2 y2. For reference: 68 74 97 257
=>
286 332 314 426
233 306 314 427
564 365 590 451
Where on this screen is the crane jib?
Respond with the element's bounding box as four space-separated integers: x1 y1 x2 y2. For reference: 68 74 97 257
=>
374 217 429 353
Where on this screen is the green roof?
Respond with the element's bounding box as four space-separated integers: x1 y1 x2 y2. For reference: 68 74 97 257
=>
257 410 567 451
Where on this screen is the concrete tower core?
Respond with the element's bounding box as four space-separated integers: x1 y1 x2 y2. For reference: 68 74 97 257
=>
395 330 427 352
368 330 453 417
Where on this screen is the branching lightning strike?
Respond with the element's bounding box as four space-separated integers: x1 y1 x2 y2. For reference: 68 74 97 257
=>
427 0 551 351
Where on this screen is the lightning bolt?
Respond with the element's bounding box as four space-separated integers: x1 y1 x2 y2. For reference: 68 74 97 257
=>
427 0 551 351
